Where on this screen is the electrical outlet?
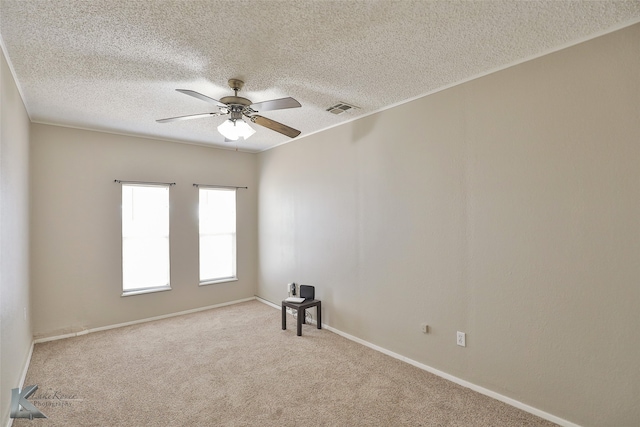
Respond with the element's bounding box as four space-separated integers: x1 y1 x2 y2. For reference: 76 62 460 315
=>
421 324 429 334
456 331 466 347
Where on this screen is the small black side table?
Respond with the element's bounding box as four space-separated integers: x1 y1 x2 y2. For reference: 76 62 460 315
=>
281 299 322 336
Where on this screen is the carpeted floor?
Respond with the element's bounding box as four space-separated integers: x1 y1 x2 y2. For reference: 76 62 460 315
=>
14 300 557 426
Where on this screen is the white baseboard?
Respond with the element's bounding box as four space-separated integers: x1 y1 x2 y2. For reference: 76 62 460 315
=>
5 341 35 427
256 297 580 427
19 341 34 391
255 296 280 309
34 297 256 343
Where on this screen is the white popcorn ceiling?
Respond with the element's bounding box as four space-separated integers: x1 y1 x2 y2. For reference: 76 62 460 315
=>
1 1 639 152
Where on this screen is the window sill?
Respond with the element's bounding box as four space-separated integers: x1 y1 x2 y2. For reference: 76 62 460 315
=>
199 277 238 287
121 286 172 297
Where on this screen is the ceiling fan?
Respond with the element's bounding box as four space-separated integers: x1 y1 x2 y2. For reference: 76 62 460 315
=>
157 78 301 141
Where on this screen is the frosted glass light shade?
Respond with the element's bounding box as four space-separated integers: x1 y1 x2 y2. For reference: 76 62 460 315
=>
217 119 256 141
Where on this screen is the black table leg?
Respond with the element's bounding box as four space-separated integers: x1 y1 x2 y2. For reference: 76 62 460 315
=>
282 302 286 330
317 302 322 329
297 310 303 336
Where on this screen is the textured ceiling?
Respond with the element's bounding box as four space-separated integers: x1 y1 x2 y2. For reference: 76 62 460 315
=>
1 1 639 152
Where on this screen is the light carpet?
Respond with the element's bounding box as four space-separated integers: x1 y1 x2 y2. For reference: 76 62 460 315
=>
14 300 557 426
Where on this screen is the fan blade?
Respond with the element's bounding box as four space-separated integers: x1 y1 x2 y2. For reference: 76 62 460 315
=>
250 115 301 138
176 89 227 108
250 97 301 112
156 112 222 123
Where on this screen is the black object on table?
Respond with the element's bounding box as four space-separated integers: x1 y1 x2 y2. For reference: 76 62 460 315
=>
281 299 322 336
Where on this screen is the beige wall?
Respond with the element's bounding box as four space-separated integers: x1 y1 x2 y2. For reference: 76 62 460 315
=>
0 48 32 425
257 24 640 426
30 125 258 337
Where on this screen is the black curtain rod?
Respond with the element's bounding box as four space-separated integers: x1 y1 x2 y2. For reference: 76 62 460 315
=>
192 184 248 190
114 180 176 186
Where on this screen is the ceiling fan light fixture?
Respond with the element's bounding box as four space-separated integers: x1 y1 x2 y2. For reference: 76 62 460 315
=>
217 118 256 141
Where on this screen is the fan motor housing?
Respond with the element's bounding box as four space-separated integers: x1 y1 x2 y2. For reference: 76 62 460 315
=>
219 96 252 107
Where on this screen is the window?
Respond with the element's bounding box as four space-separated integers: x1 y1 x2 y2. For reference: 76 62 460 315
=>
199 187 237 284
121 184 171 295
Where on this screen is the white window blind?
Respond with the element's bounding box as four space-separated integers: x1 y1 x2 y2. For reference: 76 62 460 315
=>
121 184 170 294
199 188 237 283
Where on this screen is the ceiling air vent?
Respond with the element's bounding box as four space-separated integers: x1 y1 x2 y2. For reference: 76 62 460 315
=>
326 102 359 115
